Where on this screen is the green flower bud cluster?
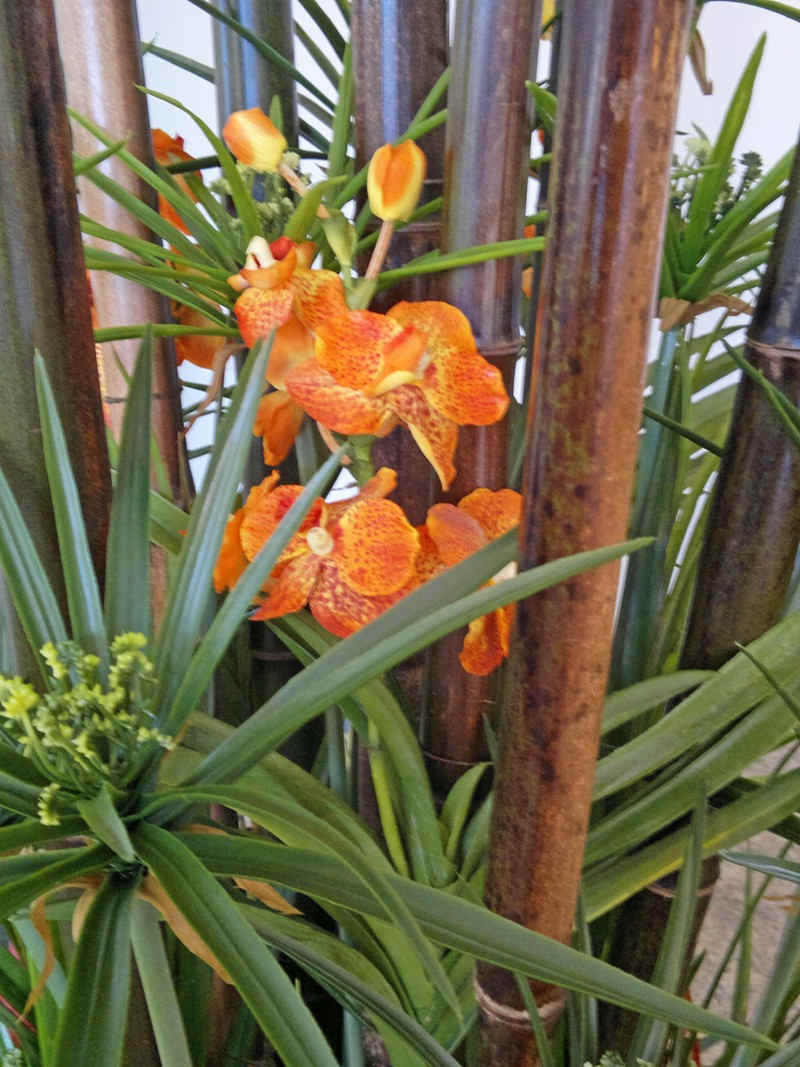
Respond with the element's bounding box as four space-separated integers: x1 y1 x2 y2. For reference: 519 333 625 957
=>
0 634 173 826
1 1049 23 1067
211 161 305 242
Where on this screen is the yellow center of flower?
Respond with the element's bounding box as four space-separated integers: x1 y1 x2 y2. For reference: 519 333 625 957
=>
306 526 334 556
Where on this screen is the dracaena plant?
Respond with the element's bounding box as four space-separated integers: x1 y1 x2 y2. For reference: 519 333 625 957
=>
1 335 773 1066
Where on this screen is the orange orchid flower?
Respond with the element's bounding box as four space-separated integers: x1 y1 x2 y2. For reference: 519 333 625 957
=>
521 223 537 299
214 468 420 638
230 235 348 463
421 488 521 675
222 108 287 172
284 301 510 489
367 141 427 222
152 130 202 234
171 303 229 371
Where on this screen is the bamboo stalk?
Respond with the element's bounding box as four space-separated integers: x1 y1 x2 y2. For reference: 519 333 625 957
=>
478 3 694 1062
681 136 800 670
53 0 190 508
422 0 541 795
0 1 112 678
601 113 800 1056
213 0 298 142
352 0 448 527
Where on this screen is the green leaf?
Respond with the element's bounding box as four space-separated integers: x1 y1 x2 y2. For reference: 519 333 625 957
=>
294 22 342 91
143 785 462 1023
284 179 344 242
377 237 543 287
185 536 650 786
130 901 193 1067
53 873 136 1067
179 832 775 1050
0 816 85 852
296 0 347 57
104 332 152 640
440 765 490 865
161 447 344 736
153 338 271 729
721 850 800 882
327 43 353 181
525 81 557 136
0 843 109 921
602 671 714 735
133 822 341 1067
139 86 261 245
679 36 766 273
76 784 135 862
242 902 459 1067
33 354 107 666
73 139 127 176
140 40 215 83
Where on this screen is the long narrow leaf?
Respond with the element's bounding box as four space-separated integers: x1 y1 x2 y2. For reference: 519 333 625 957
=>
184 536 650 786
104 333 152 640
178 832 776 1050
133 822 341 1067
52 874 136 1067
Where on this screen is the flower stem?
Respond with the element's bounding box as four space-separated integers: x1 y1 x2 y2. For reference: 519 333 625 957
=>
365 220 395 280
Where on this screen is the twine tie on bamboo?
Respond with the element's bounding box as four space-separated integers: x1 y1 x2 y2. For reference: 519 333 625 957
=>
473 975 565 1033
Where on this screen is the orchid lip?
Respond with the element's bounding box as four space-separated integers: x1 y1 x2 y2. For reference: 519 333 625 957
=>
306 526 334 556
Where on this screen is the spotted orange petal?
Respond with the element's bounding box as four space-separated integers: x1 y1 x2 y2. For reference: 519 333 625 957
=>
265 314 315 390
385 385 458 490
414 525 444 583
425 503 487 567
240 246 298 291
240 481 325 563
309 559 414 638
421 346 510 426
315 311 423 394
253 391 305 466
235 286 295 349
213 508 248 593
460 605 514 676
458 488 522 541
251 551 322 620
387 301 476 361
336 499 419 597
286 359 397 437
326 468 398 524
291 269 348 332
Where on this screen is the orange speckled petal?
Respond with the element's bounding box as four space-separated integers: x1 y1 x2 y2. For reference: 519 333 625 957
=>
315 311 416 393
325 467 398 524
460 605 514 676
425 503 487 567
422 347 510 426
250 552 321 620
286 359 395 436
240 246 297 291
309 559 414 638
414 525 443 584
336 498 419 596
385 385 458 490
387 301 476 361
291 269 348 332
253 391 305 466
213 508 248 593
241 482 325 563
265 314 315 390
458 488 522 540
234 286 295 348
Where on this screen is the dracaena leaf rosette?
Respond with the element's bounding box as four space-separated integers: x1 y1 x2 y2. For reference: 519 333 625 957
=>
285 301 510 489
214 468 420 636
419 489 522 674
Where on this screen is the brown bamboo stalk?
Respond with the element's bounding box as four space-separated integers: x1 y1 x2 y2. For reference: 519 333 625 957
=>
682 138 800 671
422 0 541 795
602 117 800 1053
478 3 694 1062
53 0 189 507
0 1 111 680
352 0 448 527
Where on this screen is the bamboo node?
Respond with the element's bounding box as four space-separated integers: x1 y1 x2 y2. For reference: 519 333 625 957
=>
473 976 565 1032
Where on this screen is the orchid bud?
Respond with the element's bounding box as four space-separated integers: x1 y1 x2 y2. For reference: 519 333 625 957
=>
367 141 427 222
222 107 287 172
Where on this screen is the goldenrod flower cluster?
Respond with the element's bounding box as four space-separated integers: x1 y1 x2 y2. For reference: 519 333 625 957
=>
0 634 173 826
